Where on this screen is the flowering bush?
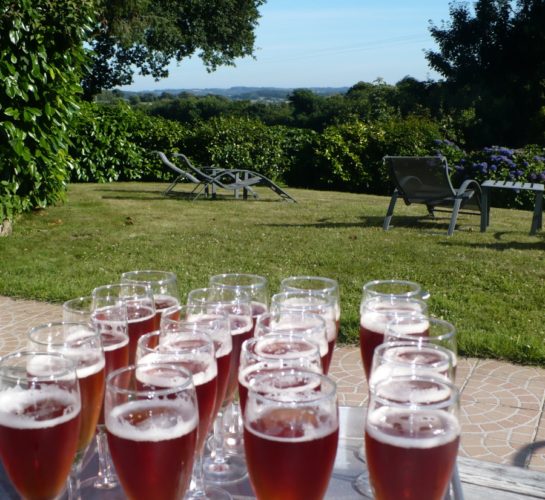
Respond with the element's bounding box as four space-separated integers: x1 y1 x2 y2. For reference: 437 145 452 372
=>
435 141 545 209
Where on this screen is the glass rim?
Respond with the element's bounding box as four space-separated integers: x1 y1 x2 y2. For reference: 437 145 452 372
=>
271 290 335 308
139 328 213 357
120 270 177 286
372 340 455 369
256 310 327 334
209 273 268 289
62 295 93 311
163 303 230 321
281 275 339 293
0 350 78 383
245 333 321 359
363 279 423 296
28 321 101 347
107 363 195 397
187 286 252 305
360 295 428 312
246 367 336 405
370 374 459 410
385 315 456 342
92 282 153 296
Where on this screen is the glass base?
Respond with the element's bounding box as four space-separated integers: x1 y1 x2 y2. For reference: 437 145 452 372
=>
203 453 247 484
353 470 374 498
78 476 126 499
185 485 233 500
356 443 365 462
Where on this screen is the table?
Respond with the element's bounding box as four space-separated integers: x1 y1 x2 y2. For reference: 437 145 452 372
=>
480 180 544 235
1 407 544 499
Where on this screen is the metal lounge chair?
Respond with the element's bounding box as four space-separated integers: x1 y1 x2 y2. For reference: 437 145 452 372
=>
173 153 297 202
155 151 208 197
383 155 481 236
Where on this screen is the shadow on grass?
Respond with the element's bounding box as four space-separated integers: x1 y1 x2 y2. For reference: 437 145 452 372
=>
96 186 286 203
441 231 545 251
262 214 455 231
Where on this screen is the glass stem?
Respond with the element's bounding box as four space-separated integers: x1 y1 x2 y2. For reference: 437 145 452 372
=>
211 409 227 463
68 459 83 500
94 425 118 488
191 451 206 495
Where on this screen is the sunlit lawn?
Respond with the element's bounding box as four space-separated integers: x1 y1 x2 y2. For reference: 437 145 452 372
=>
1 181 544 365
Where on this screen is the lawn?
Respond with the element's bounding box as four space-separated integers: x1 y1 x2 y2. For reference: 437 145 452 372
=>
1 182 544 365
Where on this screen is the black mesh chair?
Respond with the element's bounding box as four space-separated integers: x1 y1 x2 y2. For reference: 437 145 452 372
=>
383 156 481 236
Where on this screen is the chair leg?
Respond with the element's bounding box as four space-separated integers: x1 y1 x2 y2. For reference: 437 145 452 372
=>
383 191 399 230
163 176 182 195
480 187 489 232
448 198 463 236
531 192 543 235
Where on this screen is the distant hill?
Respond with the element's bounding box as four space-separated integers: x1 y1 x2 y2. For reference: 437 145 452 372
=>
118 86 350 101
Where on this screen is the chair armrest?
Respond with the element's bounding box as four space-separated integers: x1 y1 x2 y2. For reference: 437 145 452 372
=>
456 179 481 197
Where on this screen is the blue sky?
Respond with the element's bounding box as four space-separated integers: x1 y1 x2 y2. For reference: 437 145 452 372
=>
120 1 453 91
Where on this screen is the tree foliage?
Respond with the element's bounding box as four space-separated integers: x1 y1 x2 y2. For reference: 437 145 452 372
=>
0 0 93 220
83 0 265 98
426 0 545 147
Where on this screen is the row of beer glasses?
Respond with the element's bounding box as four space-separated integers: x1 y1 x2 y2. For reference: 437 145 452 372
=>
357 279 462 500
0 270 341 499
0 270 178 499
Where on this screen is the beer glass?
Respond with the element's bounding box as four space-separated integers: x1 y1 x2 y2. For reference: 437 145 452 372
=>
92 282 156 365
63 295 94 323
359 296 428 381
355 295 428 495
280 275 340 346
238 334 323 413
365 375 461 500
121 270 180 329
244 369 339 500
0 351 81 500
270 290 337 373
136 329 230 500
63 294 130 490
384 315 458 373
208 273 269 320
254 311 329 373
188 286 253 482
27 322 105 498
105 363 198 500
162 304 233 420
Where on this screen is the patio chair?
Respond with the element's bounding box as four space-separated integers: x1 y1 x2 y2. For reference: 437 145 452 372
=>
155 151 208 197
174 153 297 202
383 155 481 236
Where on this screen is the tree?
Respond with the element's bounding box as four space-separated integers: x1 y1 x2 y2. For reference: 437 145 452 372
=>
0 0 93 219
83 0 266 98
426 0 545 147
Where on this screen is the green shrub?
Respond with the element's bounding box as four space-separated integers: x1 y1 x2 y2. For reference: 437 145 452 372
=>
303 116 444 193
0 0 93 220
69 102 189 182
183 116 290 181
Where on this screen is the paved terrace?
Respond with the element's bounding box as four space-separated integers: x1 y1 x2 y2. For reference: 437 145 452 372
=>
1 295 545 473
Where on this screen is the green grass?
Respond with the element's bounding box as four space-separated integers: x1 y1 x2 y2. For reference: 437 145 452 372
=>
1 182 545 365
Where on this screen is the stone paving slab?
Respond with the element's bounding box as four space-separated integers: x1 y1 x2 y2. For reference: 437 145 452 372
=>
1 296 545 473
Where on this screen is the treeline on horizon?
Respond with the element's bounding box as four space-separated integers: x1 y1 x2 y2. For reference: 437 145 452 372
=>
99 76 530 151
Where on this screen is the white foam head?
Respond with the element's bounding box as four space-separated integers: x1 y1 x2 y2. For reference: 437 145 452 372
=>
361 301 427 335
138 351 217 386
106 399 198 442
0 386 80 430
366 406 460 449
